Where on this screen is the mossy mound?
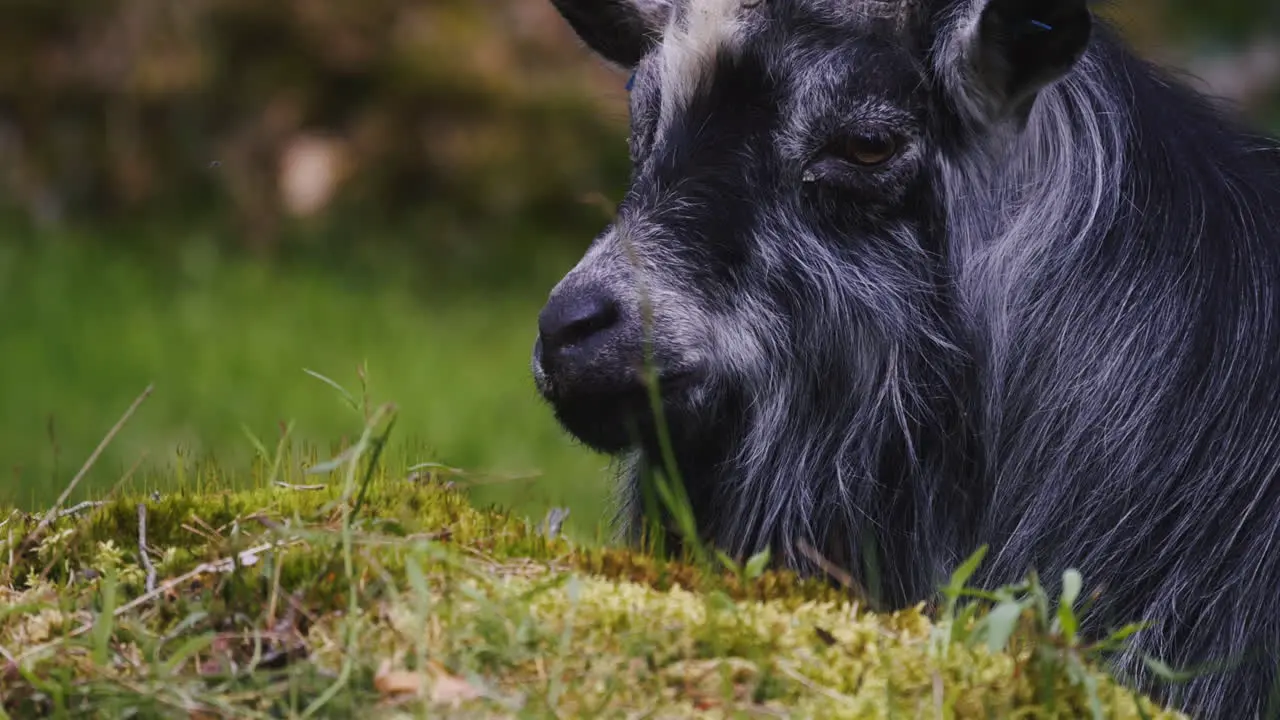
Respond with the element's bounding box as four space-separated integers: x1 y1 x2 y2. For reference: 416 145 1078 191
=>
1 471 1184 718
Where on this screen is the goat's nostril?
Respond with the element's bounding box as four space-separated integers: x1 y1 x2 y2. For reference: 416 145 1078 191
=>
538 291 621 359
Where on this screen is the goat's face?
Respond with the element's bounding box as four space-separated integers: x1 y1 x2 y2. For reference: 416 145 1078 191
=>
533 0 1092 459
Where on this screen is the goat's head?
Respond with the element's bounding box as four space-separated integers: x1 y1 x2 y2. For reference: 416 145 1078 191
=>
532 0 1092 462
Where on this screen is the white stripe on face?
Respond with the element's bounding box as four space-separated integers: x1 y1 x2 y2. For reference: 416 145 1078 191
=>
652 0 915 134
657 0 748 131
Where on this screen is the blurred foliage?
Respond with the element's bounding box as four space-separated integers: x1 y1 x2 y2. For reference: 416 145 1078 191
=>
0 0 634 256
0 0 1273 257
1158 0 1279 44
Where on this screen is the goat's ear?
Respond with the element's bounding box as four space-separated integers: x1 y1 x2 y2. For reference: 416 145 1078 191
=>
549 0 671 69
948 0 1092 124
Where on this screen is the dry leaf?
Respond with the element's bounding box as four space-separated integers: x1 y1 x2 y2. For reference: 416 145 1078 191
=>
662 657 760 706
430 671 483 705
374 658 425 697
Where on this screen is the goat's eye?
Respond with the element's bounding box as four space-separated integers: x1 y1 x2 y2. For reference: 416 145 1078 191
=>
827 134 899 167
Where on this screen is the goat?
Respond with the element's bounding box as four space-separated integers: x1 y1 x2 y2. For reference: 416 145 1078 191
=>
530 1 1280 715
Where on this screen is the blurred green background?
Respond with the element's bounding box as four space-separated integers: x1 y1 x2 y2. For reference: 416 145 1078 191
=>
0 0 1276 542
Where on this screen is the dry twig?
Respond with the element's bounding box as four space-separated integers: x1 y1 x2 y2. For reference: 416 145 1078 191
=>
56 501 105 518
137 503 157 593
274 481 327 491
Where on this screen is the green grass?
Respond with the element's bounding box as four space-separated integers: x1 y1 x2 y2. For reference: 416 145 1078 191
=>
0 229 614 542
0 411 1187 719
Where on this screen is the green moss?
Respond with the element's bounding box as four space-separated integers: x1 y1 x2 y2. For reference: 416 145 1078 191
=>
0 470 1185 719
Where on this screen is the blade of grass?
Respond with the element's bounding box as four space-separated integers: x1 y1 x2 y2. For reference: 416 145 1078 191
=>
92 564 120 667
302 368 360 413
159 633 217 677
12 384 153 578
22 385 152 536
300 402 397 718
622 232 707 570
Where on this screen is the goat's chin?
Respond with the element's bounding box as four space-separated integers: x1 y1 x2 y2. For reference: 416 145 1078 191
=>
544 373 709 456
548 388 647 454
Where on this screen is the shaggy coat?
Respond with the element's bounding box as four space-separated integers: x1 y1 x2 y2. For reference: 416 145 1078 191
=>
530 0 1280 716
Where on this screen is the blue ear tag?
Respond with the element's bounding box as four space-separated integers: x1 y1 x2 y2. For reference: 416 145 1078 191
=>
626 72 636 92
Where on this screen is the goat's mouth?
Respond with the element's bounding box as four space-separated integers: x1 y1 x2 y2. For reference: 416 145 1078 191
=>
536 369 704 455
